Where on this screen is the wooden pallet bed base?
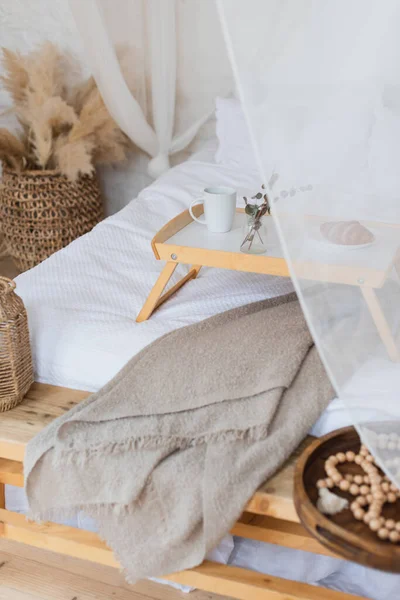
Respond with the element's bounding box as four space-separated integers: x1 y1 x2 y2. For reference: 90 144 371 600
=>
0 384 368 600
0 500 363 600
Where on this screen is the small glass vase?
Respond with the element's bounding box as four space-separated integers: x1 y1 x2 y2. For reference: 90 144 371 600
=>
240 215 268 254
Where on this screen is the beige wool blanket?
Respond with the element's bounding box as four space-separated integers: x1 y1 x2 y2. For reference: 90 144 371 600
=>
25 292 333 582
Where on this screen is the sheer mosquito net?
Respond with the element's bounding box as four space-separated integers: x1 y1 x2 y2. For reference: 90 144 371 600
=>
218 0 400 483
70 0 400 483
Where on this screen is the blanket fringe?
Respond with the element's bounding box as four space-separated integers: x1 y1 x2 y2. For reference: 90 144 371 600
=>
54 422 271 465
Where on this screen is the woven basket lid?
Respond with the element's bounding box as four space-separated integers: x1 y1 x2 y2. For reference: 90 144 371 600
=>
0 276 23 321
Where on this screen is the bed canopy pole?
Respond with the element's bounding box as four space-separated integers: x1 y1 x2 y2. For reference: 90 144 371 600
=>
68 0 210 178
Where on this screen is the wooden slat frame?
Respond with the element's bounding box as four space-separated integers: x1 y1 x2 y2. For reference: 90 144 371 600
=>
0 450 359 600
232 514 338 558
0 507 336 565
0 452 366 597
0 384 369 599
0 457 23 486
0 506 365 600
0 383 90 462
0 457 335 561
165 561 368 600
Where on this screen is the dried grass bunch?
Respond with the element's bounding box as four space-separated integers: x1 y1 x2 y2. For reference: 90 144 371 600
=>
0 43 129 181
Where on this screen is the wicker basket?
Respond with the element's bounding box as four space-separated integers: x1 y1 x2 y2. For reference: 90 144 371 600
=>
0 167 104 271
0 276 33 412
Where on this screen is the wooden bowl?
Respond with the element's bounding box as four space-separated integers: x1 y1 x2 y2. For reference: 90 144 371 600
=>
294 426 400 572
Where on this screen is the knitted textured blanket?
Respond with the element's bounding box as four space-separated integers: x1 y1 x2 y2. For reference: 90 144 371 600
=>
25 292 333 582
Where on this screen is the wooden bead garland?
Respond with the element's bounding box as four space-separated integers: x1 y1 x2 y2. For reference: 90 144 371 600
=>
317 444 400 543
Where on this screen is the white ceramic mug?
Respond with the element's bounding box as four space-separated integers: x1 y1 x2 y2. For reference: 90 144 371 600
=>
189 186 236 233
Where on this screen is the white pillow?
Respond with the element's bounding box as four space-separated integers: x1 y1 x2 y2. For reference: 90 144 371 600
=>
215 97 257 171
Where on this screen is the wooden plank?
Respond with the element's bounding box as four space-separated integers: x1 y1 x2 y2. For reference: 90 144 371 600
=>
0 383 89 461
232 515 339 558
0 506 329 573
156 242 290 278
0 587 43 600
0 458 23 487
0 538 129 590
165 560 367 600
0 508 119 568
246 438 314 522
246 490 299 523
0 538 126 590
0 538 225 599
0 526 363 600
0 539 225 600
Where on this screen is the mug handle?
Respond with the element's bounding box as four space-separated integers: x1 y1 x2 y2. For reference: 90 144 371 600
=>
189 198 206 225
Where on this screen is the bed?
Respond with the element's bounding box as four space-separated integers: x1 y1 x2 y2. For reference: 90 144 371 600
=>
1 137 399 600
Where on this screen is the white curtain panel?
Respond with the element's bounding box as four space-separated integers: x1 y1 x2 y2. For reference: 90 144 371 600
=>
218 0 400 481
69 0 229 178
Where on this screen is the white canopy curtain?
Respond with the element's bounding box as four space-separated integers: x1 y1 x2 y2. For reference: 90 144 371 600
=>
68 0 230 179
218 0 400 483
68 0 400 481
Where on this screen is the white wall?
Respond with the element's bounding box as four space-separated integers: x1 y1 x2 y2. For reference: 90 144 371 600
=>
0 0 233 214
0 0 87 96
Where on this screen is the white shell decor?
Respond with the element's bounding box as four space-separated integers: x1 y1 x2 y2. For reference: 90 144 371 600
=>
317 487 349 516
320 220 375 246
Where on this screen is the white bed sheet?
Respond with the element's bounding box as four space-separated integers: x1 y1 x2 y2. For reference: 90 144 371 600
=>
16 145 292 392
10 143 399 599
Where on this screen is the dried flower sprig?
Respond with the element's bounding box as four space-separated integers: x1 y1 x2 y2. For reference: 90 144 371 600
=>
241 184 271 251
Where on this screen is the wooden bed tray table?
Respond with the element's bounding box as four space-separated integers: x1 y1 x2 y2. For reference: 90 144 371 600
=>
0 382 370 600
137 207 400 362
136 206 289 323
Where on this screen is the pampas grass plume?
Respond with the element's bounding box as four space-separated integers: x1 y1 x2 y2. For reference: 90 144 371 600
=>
0 128 26 170
0 42 130 179
54 136 95 182
1 47 29 104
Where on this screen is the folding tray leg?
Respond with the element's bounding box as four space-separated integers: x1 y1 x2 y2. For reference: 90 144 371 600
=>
361 286 400 362
136 263 201 323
